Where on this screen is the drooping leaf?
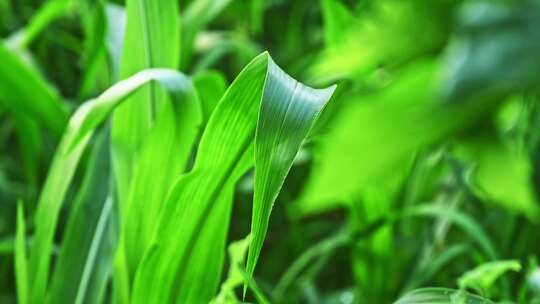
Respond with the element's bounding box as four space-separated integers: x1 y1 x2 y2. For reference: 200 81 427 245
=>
131 52 335 304
0 42 68 136
6 0 71 49
111 0 179 206
28 69 200 304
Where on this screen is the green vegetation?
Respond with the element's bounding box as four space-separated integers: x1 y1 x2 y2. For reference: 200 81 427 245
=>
1 0 540 303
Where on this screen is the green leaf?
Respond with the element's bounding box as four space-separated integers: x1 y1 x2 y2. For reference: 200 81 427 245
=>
456 137 540 217
458 260 521 292
122 91 201 274
399 204 497 260
192 70 227 123
112 0 179 206
77 1 110 98
0 237 14 255
212 236 251 304
320 0 355 47
28 69 200 304
0 42 68 136
12 113 43 195
180 0 234 69
250 0 264 35
104 3 126 82
131 52 335 303
15 201 28 304
46 128 117 304
394 288 494 304
299 60 500 216
405 244 470 291
6 0 71 49
311 0 450 83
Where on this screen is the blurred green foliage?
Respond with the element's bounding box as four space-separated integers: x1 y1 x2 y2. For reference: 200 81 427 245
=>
1 0 540 303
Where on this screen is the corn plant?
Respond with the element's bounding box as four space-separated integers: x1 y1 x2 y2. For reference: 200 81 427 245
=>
2 0 540 303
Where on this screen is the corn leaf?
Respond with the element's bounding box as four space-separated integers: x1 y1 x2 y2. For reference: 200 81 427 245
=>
122 89 201 274
46 128 117 304
7 0 71 49
15 201 28 304
0 42 67 136
192 70 227 123
131 52 335 303
28 69 200 304
111 0 179 205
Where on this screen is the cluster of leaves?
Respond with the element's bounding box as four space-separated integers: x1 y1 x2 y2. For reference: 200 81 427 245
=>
1 0 540 303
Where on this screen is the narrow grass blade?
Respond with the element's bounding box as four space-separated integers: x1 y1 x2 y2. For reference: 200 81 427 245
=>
399 204 497 260
7 0 71 49
46 128 116 304
77 1 110 98
123 93 201 273
131 52 335 303
404 244 470 291
28 69 200 304
15 201 28 304
12 113 43 195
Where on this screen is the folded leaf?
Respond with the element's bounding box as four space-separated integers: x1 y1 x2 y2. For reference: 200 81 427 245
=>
131 52 335 303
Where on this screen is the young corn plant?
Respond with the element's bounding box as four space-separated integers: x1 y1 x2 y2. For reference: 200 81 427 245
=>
10 1 335 303
3 0 540 303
